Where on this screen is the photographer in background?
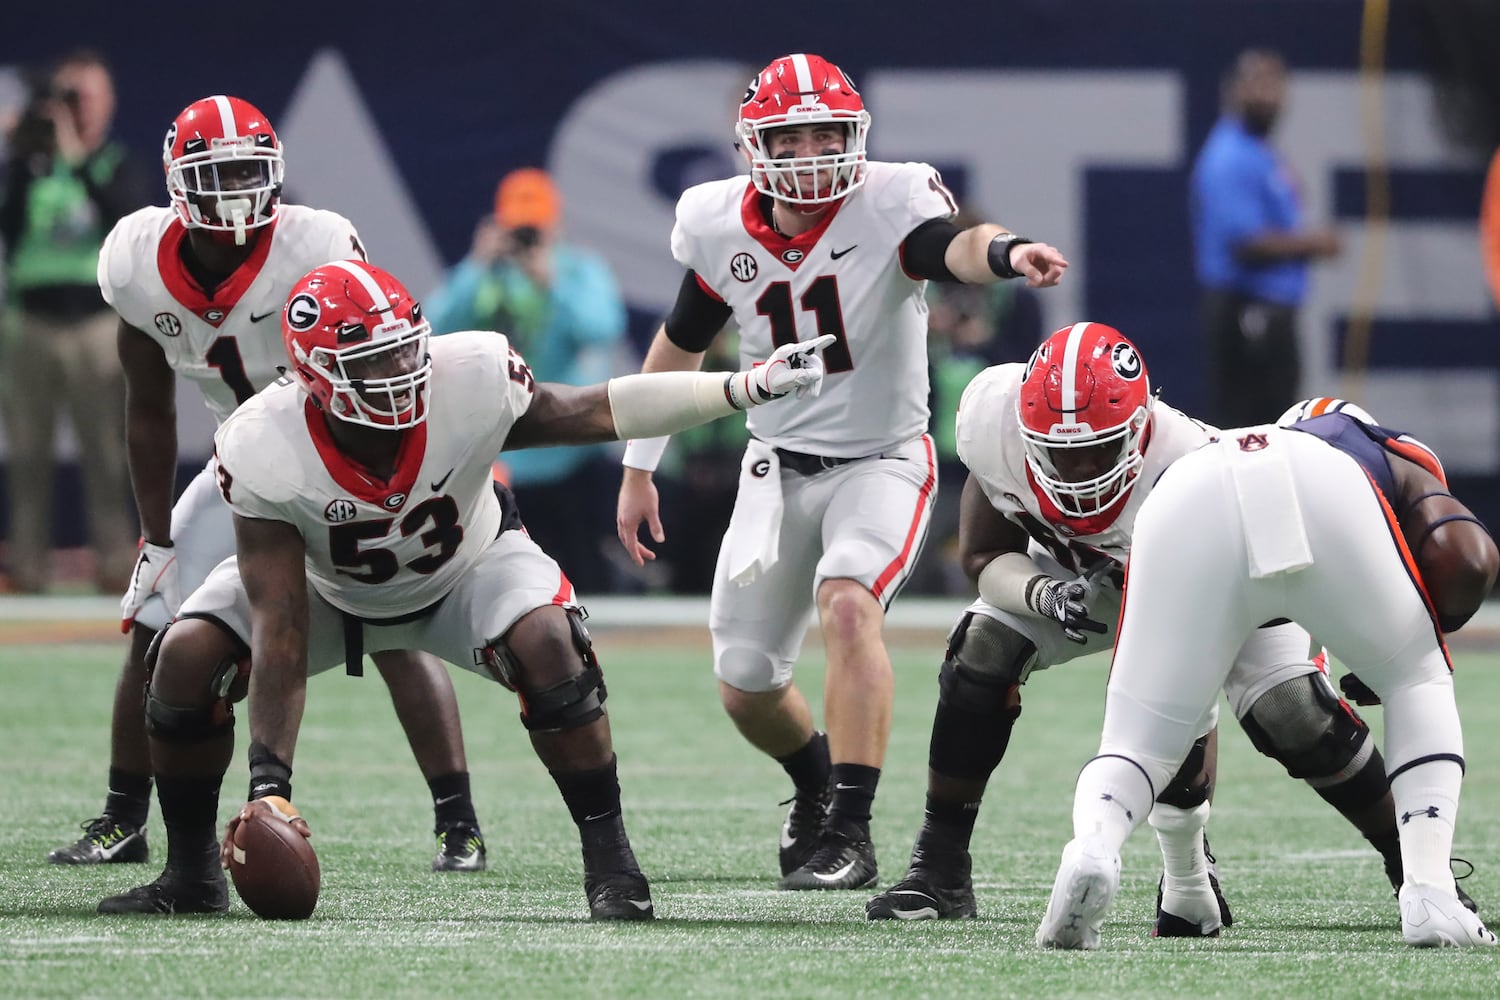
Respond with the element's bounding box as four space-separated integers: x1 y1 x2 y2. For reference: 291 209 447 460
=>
427 167 629 594
0 50 147 593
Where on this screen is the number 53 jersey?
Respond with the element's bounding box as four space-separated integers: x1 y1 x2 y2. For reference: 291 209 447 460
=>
672 161 955 458
211 332 537 619
98 204 367 424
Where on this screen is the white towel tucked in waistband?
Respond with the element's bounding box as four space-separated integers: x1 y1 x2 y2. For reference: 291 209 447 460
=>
725 439 784 586
1228 434 1313 578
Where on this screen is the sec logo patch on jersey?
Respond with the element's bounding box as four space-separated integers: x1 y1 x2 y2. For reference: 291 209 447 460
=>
730 253 758 282
324 499 357 523
154 312 182 337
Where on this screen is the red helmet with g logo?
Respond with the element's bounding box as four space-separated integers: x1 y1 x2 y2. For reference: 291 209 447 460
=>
282 260 432 430
736 53 870 207
1017 322 1154 518
163 95 284 243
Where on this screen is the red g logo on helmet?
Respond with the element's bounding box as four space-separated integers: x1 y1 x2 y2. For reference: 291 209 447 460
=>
282 260 433 430
1016 322 1155 519
163 95 284 242
736 53 870 207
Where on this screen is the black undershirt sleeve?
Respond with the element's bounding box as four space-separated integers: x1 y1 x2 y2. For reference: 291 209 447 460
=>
663 270 734 352
901 217 964 282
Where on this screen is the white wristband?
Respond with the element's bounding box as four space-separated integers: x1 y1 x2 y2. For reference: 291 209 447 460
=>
976 551 1051 616
623 436 670 473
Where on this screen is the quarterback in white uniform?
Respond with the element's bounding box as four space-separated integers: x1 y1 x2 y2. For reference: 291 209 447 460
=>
615 52 1069 891
870 323 1472 931
1038 404 1498 949
98 258 830 919
53 96 487 876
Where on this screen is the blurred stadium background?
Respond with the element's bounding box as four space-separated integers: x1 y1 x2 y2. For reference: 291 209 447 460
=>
2 0 1500 580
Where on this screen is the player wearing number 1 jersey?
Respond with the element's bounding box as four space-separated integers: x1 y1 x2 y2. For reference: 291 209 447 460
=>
52 95 490 879
615 52 1068 890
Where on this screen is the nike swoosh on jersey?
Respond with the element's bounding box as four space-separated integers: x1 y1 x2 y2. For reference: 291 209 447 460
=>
813 860 858 882
430 468 455 491
249 310 277 323
830 245 858 260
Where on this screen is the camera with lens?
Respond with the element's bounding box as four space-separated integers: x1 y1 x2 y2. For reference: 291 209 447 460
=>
9 73 80 159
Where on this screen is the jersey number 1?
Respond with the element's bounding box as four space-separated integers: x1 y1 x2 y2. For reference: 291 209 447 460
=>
756 276 853 373
206 337 256 405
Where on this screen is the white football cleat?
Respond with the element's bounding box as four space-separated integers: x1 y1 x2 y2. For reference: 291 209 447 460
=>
1036 836 1121 950
1400 881 1497 948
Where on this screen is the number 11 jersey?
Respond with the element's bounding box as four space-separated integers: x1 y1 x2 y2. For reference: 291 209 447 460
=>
672 161 955 458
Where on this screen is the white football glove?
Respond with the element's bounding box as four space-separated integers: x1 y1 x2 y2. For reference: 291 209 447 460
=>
120 539 180 634
726 334 837 409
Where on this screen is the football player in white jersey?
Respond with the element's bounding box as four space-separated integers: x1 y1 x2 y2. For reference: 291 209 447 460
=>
868 323 1476 931
614 52 1069 891
52 96 489 875
1037 397 1497 949
97 259 831 918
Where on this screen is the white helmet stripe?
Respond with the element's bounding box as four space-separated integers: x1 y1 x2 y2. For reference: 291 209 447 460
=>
212 95 238 138
1058 322 1090 426
790 53 815 94
326 259 396 326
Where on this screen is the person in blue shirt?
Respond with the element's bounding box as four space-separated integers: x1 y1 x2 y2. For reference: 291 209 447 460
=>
1190 50 1342 428
427 168 628 592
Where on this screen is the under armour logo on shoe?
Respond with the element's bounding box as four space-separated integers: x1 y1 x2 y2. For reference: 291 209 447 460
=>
1401 805 1441 824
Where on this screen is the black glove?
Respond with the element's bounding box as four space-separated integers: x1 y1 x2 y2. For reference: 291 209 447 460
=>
1029 578 1108 644
1338 672 1381 707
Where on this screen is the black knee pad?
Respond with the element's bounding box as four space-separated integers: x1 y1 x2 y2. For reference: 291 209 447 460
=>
1155 734 1211 808
943 612 1038 691
1240 673 1369 781
142 621 248 744
488 609 608 732
928 614 1029 780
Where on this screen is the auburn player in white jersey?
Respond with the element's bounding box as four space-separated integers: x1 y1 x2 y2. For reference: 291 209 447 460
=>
52 96 489 877
868 322 1475 932
97 259 830 918
1038 403 1497 949
615 52 1068 891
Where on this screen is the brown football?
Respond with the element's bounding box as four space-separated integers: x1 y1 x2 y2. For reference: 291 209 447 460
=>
227 806 320 920
1401 493 1499 631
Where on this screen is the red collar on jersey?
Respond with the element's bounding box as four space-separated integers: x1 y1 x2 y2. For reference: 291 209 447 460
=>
303 396 427 511
156 217 278 329
739 183 845 272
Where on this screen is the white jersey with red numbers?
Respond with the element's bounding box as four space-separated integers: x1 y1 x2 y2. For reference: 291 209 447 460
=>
672 160 956 457
212 332 536 619
955 363 1218 571
98 204 367 424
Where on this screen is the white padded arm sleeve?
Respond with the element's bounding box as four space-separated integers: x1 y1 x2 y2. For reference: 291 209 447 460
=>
976 551 1053 616
607 371 739 442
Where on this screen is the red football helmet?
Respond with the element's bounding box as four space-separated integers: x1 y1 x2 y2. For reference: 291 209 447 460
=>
1017 323 1154 518
163 95 284 244
736 53 870 207
282 260 432 430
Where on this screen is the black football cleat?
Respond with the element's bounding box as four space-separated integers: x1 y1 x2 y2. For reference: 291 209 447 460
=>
97 869 229 915
778 783 831 877
867 846 976 920
48 815 149 865
432 823 487 872
779 828 877 891
585 870 655 920
1153 836 1231 938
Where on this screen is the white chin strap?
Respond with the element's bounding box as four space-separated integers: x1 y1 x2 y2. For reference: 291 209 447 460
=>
216 198 253 245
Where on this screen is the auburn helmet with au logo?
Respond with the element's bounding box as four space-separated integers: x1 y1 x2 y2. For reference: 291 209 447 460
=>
163 95 284 245
736 53 870 207
1017 322 1155 518
282 260 433 430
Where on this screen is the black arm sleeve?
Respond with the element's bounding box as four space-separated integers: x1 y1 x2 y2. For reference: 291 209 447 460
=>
900 217 964 283
663 270 734 353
